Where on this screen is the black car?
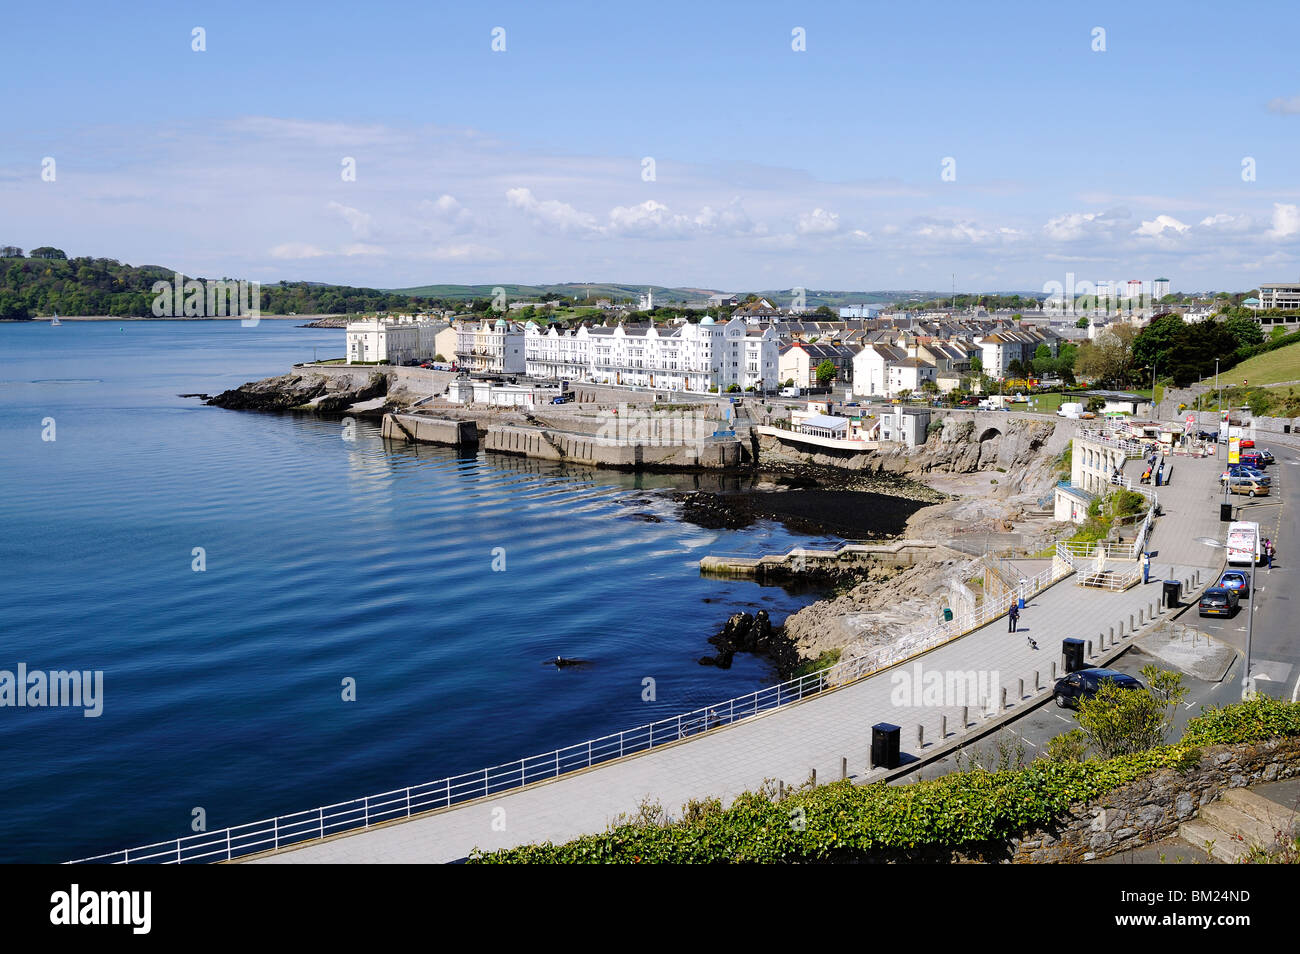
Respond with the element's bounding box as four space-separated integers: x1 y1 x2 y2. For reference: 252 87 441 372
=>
1052 668 1145 709
1198 586 1240 618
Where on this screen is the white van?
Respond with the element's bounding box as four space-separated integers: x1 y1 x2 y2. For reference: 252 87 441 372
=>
1057 402 1083 419
779 386 801 397
1226 521 1261 565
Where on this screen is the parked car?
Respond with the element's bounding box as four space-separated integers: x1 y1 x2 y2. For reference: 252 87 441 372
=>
1198 587 1240 618
1255 448 1275 465
1220 465 1270 486
1218 570 1250 598
1239 451 1269 469
1240 438 1255 449
1226 475 1269 497
1052 668 1145 709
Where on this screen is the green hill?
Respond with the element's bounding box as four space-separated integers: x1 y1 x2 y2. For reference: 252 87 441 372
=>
0 249 436 318
1217 339 1300 387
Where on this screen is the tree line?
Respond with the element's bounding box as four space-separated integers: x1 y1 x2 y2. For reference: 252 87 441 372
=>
0 248 449 319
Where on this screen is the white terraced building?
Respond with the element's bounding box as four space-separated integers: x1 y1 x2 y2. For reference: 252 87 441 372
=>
455 317 526 374
345 318 454 365
524 315 779 392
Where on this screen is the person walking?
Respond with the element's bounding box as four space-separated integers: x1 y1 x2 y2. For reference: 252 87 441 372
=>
1008 600 1020 633
1265 538 1274 569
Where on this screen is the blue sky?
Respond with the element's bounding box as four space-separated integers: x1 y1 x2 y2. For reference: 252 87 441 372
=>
3 0 1300 293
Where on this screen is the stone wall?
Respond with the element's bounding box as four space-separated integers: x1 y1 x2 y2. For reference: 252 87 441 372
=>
1009 737 1300 863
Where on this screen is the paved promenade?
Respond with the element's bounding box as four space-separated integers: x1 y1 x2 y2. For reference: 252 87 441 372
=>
249 446 1228 864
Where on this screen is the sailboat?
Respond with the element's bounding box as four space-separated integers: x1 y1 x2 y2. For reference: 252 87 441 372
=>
50 312 61 326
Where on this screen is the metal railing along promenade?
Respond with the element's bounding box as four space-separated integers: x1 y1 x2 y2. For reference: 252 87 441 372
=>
69 560 1073 865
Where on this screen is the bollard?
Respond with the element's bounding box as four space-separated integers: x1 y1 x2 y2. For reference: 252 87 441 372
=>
1109 625 1115 646
1139 608 1144 625
810 768 816 786
841 757 848 780
1051 662 1057 680
918 725 924 747
778 780 784 799
1018 677 1024 700
1035 670 1041 691
962 705 969 730
1088 639 1094 658
1000 687 1007 710
940 715 947 739
1129 613 1135 631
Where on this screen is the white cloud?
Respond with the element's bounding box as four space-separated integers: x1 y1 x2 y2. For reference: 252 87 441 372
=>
1268 203 1300 239
270 242 329 259
796 207 840 234
421 194 475 229
1199 213 1252 232
1133 214 1189 237
1042 210 1127 241
327 201 375 238
914 219 1020 244
426 243 502 262
607 199 695 237
1267 95 1300 115
692 199 765 236
341 243 387 257
505 187 599 233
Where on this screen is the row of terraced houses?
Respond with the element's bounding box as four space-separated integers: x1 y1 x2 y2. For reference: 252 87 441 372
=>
347 313 1063 396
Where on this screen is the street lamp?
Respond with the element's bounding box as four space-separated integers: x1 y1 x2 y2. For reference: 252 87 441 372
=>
1196 533 1257 700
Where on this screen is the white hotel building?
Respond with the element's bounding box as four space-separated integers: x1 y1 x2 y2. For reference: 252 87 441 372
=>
455 317 526 374
525 315 779 392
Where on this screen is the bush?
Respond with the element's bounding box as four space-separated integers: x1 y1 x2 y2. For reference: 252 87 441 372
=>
1183 695 1300 746
1075 666 1187 757
1045 730 1088 763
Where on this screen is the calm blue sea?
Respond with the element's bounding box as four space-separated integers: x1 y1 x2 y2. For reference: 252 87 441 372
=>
0 319 832 862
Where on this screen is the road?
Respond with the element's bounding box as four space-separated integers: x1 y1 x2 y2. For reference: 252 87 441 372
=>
1196 439 1300 702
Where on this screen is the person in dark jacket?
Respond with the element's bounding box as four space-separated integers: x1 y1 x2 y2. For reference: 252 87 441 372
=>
1008 600 1020 632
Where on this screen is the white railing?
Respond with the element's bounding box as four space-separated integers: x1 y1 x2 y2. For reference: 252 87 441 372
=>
70 559 1073 865
1056 539 1134 561
1076 561 1142 592
1076 427 1147 459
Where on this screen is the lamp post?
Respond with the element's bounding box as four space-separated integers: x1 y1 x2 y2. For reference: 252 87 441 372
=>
1197 533 1257 700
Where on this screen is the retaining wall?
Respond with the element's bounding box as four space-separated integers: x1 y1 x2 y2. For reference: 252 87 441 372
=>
382 413 478 446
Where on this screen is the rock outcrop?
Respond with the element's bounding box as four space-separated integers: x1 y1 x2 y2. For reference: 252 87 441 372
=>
760 416 1070 500
207 370 389 414
779 558 979 664
699 610 798 673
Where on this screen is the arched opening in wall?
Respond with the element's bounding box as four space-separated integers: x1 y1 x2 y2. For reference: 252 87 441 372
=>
978 427 1001 443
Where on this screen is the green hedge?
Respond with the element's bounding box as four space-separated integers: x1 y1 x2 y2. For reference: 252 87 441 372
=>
1182 696 1300 746
467 698 1300 864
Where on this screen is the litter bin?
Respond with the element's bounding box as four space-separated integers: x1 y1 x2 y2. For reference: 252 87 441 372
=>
871 722 901 770
1062 638 1086 673
1162 579 1182 609
943 608 953 622
1220 502 1233 523
1017 597 1025 610
1286 424 1292 434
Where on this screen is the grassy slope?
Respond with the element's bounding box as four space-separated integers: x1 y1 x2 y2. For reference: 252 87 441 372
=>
1216 340 1300 387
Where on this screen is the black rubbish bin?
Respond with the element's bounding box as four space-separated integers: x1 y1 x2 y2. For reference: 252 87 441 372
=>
1162 579 1181 608
1286 424 1292 434
1062 638 1086 673
1220 502 1234 523
871 722 901 769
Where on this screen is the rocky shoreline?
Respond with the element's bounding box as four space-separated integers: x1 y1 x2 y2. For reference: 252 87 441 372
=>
205 369 391 415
